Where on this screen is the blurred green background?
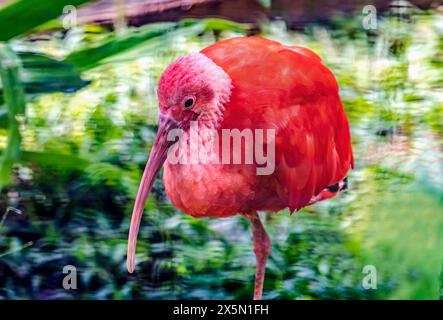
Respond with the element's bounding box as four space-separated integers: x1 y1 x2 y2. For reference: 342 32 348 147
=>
0 0 442 300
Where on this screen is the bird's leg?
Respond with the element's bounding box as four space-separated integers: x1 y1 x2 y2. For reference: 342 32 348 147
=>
245 211 271 300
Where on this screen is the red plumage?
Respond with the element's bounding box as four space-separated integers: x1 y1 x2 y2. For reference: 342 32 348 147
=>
127 36 354 299
201 37 353 212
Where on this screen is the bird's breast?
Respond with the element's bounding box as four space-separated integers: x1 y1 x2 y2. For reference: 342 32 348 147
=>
162 128 284 217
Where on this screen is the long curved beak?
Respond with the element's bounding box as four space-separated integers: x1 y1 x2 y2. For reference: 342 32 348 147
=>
127 115 178 273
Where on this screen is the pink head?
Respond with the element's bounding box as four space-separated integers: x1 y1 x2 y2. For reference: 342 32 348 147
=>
127 53 232 272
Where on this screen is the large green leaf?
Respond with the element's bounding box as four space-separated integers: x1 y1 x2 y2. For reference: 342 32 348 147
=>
94 21 206 67
19 150 90 170
16 52 90 93
0 0 93 41
0 44 25 189
65 19 245 70
0 52 90 121
65 22 178 71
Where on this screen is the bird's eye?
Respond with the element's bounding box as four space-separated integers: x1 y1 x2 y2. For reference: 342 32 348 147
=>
184 98 195 109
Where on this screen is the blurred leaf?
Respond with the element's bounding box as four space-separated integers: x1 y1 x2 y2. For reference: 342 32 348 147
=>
350 169 443 299
202 18 246 33
0 109 7 127
0 44 25 189
65 19 245 70
65 22 178 71
0 52 90 97
19 150 89 170
18 52 90 93
97 22 207 66
0 0 92 41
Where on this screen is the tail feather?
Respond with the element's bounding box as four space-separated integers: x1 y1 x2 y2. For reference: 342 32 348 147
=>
308 177 348 205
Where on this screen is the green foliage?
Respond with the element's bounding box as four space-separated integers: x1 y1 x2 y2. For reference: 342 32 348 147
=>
0 45 25 189
66 19 245 70
0 52 90 104
15 52 90 94
0 0 93 41
65 22 179 71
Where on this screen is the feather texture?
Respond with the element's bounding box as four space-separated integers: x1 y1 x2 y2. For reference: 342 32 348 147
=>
200 37 353 212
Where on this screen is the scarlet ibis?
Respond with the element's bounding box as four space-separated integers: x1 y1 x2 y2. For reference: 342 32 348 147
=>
127 37 353 300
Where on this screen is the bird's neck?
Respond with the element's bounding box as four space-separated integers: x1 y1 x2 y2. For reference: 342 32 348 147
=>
193 53 232 129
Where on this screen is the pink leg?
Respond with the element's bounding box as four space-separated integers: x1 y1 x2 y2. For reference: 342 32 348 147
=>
245 212 271 300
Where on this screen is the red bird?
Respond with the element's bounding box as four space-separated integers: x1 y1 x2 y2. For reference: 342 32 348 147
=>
127 37 353 299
